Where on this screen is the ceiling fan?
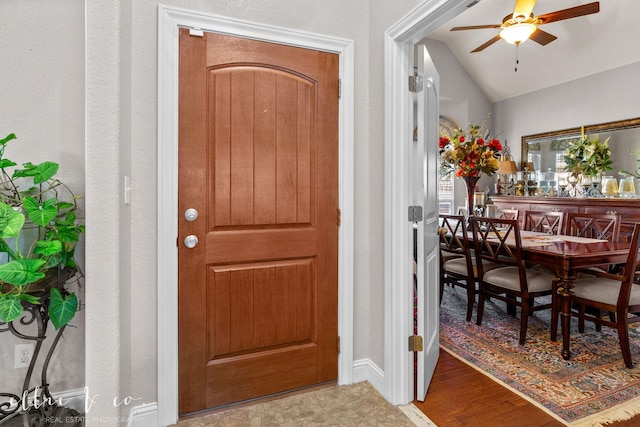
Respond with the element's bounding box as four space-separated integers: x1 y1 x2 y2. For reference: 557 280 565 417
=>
451 0 600 53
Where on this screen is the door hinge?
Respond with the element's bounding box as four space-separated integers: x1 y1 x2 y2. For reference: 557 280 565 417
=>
337 336 341 354
338 79 342 99
408 206 423 223
189 27 204 37
337 208 342 226
409 335 424 352
409 74 424 93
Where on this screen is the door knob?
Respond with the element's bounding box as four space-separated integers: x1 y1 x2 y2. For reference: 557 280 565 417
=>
185 208 199 222
184 235 198 248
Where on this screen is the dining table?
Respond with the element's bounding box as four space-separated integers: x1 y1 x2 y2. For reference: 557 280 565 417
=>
516 231 631 360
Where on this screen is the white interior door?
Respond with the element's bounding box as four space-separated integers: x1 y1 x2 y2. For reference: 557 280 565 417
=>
414 43 440 401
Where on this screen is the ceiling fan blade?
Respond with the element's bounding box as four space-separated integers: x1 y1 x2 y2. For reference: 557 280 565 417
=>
529 28 557 46
451 24 501 31
536 2 599 25
471 35 502 53
513 0 536 19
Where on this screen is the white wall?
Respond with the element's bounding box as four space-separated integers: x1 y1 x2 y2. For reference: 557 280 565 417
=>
494 61 640 165
0 0 85 398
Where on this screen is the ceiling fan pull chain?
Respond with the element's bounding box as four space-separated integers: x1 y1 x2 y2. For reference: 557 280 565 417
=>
514 45 519 72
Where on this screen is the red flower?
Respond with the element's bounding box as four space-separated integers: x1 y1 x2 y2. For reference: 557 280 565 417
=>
477 138 485 145
489 139 502 151
439 137 449 149
459 136 465 143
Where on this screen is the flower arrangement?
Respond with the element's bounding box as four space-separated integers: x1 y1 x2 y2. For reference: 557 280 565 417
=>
563 134 612 178
439 119 502 177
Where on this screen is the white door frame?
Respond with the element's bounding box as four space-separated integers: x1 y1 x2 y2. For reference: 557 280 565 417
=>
383 0 470 404
157 5 355 425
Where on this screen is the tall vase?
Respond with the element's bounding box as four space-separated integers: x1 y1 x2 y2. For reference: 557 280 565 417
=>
461 175 480 219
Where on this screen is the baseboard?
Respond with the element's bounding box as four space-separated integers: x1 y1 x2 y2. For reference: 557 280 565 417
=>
127 402 158 427
127 359 386 426
352 357 385 396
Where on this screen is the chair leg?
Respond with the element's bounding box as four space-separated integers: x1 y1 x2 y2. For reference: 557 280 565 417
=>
439 273 445 306
519 299 529 346
550 281 559 341
578 305 586 333
465 278 475 322
616 314 633 369
476 287 486 326
506 294 517 317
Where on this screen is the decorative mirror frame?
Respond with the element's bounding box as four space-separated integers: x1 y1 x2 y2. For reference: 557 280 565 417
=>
521 117 640 170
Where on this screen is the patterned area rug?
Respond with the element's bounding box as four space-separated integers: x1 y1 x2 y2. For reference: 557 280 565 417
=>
440 287 640 426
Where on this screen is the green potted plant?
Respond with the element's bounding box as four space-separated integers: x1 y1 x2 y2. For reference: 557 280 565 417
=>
0 132 84 329
563 134 613 180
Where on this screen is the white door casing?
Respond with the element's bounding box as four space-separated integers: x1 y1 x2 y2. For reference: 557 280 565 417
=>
157 5 354 425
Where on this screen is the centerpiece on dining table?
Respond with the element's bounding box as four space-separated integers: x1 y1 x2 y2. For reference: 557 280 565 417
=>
439 117 502 217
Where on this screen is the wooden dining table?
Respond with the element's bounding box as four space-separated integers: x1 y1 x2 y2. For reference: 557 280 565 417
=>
518 232 631 360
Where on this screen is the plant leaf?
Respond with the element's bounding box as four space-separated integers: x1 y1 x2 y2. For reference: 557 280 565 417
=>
49 288 77 329
0 133 16 146
57 226 81 243
20 293 41 305
0 159 17 168
0 202 25 238
0 294 23 323
13 161 59 184
0 259 46 285
33 240 63 256
23 196 58 227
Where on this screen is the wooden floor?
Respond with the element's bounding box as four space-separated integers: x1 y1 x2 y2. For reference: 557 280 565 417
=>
413 348 640 427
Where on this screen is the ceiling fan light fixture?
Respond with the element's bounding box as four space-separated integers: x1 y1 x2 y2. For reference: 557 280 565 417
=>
500 23 536 45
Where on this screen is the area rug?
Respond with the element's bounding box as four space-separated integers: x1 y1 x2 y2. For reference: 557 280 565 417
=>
440 287 640 426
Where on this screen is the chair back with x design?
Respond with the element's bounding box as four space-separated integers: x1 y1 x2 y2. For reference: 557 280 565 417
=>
523 210 565 235
566 212 621 241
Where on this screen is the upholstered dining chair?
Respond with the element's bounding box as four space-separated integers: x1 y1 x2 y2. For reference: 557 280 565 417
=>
438 214 500 322
551 224 640 369
567 211 623 278
470 216 555 345
565 212 621 241
523 210 565 235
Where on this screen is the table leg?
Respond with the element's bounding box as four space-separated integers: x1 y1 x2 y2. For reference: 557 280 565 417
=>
556 277 575 360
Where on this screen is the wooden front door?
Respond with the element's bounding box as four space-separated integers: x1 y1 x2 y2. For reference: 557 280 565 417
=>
177 29 340 415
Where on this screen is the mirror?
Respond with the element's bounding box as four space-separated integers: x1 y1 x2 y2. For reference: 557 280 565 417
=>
521 117 640 184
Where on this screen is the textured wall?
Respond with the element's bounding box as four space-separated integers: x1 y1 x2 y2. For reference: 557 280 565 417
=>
0 0 85 398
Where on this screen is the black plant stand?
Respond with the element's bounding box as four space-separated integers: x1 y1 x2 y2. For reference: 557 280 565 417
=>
0 269 83 427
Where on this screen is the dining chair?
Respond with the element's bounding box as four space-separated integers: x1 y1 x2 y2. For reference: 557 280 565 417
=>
523 210 565 235
551 224 640 368
438 214 500 321
565 212 621 241
567 211 623 280
470 216 555 345
498 209 519 221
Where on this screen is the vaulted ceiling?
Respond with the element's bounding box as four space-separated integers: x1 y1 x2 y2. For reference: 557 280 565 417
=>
428 0 640 102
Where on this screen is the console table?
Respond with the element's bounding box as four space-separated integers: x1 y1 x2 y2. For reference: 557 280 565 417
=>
490 196 640 241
